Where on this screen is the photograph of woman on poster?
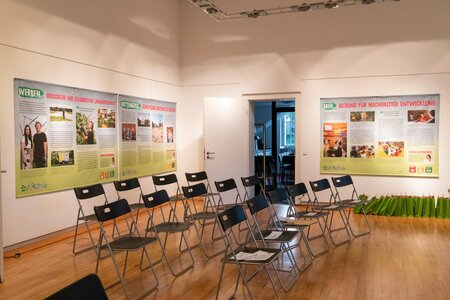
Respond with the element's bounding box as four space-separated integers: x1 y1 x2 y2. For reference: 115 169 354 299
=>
21 125 33 169
81 121 95 144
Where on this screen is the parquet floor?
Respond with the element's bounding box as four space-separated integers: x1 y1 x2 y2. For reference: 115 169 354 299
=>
1 206 449 300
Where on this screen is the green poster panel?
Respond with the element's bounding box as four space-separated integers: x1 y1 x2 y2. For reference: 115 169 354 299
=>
14 79 118 197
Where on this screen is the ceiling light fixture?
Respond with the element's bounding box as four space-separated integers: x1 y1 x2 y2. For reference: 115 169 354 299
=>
188 0 400 21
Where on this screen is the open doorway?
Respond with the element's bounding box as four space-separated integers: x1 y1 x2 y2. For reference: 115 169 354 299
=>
252 98 296 192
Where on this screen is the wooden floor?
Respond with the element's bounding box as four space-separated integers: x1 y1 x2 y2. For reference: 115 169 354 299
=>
1 207 449 300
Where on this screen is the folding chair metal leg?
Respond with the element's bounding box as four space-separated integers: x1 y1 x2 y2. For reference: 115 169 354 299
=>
185 221 224 259
346 205 372 237
215 258 227 300
327 210 351 246
72 211 98 256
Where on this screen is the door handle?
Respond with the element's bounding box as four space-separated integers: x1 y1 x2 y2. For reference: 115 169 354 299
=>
206 151 215 159
206 152 215 155
0 170 6 173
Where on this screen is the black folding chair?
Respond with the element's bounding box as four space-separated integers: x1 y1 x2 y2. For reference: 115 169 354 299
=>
286 182 330 257
45 273 108 300
94 199 158 299
246 194 299 289
182 183 224 258
267 188 316 267
332 175 371 237
142 189 195 277
73 184 119 256
216 205 284 300
309 178 351 246
185 171 220 199
241 174 265 202
113 178 145 233
152 173 186 221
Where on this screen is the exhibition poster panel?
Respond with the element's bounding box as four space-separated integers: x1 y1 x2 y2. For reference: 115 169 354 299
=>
118 95 176 180
320 94 439 177
14 79 118 197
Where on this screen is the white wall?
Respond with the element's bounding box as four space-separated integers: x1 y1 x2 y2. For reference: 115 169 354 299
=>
179 0 450 194
0 0 180 246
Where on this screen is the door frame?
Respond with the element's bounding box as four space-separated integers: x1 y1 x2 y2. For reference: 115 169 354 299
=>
0 131 4 282
243 92 301 182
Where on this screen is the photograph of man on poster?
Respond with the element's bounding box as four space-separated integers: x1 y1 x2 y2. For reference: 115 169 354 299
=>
33 121 47 168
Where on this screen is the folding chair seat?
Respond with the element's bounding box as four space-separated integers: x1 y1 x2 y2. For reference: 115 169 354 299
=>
267 188 317 266
216 205 285 300
113 178 145 232
245 194 299 289
286 182 330 257
73 184 118 256
94 199 158 300
309 178 351 246
45 273 108 300
182 183 224 258
142 189 195 277
152 173 186 221
332 175 371 237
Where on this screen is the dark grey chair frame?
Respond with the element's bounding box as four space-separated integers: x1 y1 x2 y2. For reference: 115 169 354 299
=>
94 199 158 300
182 183 224 258
215 205 284 300
286 182 330 257
73 184 118 256
245 194 299 290
113 178 145 233
309 178 352 246
152 173 186 222
142 189 195 277
331 175 371 237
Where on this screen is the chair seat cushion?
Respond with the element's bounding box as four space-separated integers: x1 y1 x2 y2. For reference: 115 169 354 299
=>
108 236 157 251
289 211 329 219
129 203 146 210
150 222 193 233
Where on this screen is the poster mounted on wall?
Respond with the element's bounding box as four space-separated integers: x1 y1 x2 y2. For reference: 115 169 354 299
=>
14 78 118 197
320 94 439 177
118 94 176 180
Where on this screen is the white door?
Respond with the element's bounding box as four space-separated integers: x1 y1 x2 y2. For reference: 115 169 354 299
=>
204 97 249 200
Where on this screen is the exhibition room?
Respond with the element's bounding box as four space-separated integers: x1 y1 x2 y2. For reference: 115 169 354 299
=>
0 0 449 299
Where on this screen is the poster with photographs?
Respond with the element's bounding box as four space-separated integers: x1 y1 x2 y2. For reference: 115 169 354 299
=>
118 94 176 179
14 78 118 197
320 94 439 177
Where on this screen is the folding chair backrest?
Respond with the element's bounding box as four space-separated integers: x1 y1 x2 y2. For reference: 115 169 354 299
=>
246 194 269 215
45 273 108 300
114 177 141 192
217 205 247 232
241 175 261 189
182 182 207 199
74 184 105 200
286 182 312 206
185 171 208 183
142 189 171 209
332 175 358 201
94 199 130 222
152 173 181 197
267 188 290 205
215 178 237 192
309 178 335 205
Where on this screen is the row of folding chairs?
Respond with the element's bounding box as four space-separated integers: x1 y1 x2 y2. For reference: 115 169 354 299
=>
71 172 371 299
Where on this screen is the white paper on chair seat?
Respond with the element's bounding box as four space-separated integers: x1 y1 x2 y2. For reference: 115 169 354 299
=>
324 205 339 209
351 200 361 204
304 212 317 217
265 231 283 239
234 250 275 261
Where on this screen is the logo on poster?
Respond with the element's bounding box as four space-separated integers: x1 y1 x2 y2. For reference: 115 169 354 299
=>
18 87 44 99
322 103 336 110
409 166 417 173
